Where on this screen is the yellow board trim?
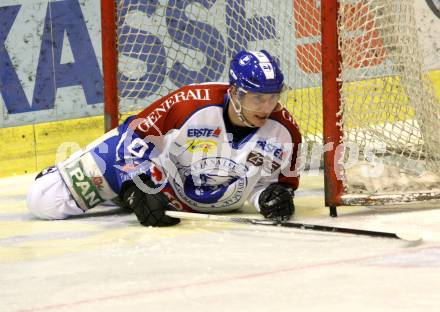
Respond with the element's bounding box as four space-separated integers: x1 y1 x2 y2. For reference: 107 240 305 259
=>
0 116 105 177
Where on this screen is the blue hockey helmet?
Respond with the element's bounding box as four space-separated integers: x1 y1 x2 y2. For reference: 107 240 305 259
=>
229 50 284 94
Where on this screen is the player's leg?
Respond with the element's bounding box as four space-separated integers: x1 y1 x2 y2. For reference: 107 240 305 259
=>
26 167 84 220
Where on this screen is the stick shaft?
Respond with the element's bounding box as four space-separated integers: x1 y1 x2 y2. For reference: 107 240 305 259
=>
165 211 411 241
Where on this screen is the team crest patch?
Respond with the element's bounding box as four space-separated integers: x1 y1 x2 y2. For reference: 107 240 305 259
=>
171 157 248 210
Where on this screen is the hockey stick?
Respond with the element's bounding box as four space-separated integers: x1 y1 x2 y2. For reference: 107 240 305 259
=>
165 211 422 242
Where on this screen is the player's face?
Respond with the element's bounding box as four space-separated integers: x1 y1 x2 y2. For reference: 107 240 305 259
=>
240 91 281 127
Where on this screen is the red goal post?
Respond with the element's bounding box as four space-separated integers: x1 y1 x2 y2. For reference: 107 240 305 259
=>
321 0 343 214
100 0 440 214
101 0 119 131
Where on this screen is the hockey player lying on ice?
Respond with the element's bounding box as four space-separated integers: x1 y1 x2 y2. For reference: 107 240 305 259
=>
27 50 302 226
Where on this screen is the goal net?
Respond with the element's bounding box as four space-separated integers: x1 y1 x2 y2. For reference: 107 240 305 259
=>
101 0 440 208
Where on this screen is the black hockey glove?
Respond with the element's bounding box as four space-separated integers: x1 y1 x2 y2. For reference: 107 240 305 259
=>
258 183 295 220
121 179 180 227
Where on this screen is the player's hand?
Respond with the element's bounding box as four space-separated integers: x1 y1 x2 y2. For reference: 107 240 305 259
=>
258 183 295 220
121 180 180 227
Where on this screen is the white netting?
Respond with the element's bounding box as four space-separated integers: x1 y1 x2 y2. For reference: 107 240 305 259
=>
114 0 440 204
115 0 323 138
338 0 440 201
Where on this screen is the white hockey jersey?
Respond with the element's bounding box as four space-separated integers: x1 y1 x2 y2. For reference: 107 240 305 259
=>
57 83 301 213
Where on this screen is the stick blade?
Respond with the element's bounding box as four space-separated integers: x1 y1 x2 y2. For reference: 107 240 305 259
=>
396 232 423 243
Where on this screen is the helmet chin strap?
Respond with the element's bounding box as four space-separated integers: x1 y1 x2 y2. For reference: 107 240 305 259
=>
227 88 256 128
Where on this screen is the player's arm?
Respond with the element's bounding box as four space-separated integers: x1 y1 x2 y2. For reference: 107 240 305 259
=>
114 120 180 226
117 84 227 225
115 86 210 225
113 92 182 225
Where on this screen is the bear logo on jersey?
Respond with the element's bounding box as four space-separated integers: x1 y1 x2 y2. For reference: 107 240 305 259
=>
184 174 239 204
171 157 248 210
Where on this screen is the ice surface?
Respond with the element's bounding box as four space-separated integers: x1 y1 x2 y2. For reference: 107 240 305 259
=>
1 174 440 312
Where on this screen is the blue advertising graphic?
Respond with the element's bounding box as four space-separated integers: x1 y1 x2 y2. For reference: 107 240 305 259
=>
0 0 102 126
116 0 277 100
0 0 280 127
